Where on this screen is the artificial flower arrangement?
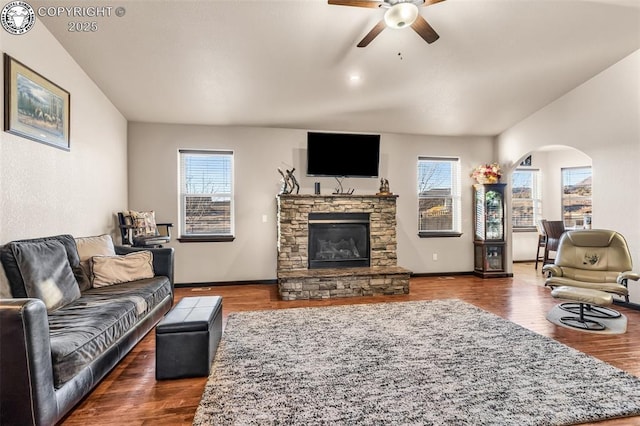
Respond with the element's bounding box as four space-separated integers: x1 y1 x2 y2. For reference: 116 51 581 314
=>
471 163 501 184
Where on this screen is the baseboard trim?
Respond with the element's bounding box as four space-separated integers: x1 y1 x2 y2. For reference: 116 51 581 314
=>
411 271 475 277
175 279 277 288
613 299 640 312
176 272 484 286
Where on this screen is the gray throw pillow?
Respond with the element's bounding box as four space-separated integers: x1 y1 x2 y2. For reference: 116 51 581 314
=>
11 239 81 311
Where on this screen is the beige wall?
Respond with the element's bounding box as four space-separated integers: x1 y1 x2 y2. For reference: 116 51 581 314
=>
1 23 128 242
127 123 495 284
499 49 640 301
511 149 592 262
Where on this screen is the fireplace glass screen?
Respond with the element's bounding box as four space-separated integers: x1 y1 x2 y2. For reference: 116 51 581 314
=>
308 213 370 269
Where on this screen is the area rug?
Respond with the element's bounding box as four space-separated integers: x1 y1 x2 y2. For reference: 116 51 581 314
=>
546 304 627 334
193 299 640 425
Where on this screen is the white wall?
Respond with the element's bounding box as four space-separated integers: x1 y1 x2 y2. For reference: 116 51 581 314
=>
499 49 640 301
511 149 592 262
127 122 495 284
1 23 128 243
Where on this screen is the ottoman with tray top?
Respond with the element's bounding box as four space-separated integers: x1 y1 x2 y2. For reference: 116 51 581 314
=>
155 296 223 379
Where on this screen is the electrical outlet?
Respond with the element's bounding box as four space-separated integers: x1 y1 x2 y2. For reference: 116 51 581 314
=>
432 253 438 261
262 214 268 223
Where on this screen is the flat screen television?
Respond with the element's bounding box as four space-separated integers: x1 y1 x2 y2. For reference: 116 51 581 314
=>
306 132 380 178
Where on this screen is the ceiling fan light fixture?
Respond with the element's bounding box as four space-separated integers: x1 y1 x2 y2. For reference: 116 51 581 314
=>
384 3 419 29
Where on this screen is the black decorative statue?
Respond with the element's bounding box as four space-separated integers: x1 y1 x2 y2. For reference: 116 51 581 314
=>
278 167 300 194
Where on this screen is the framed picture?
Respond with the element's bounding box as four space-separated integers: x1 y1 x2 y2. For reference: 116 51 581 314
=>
4 53 70 151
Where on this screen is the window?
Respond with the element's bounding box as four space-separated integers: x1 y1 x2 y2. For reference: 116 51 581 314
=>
561 166 592 228
512 169 541 230
417 157 462 237
179 150 234 242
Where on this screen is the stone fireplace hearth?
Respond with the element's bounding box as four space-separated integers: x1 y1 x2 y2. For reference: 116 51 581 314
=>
277 194 411 300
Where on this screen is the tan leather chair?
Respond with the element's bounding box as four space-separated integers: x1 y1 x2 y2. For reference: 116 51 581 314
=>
543 229 639 319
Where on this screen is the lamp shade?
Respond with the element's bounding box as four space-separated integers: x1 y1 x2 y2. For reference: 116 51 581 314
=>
384 3 419 29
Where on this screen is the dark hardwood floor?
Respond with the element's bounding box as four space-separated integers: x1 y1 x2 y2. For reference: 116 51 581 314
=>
59 263 640 425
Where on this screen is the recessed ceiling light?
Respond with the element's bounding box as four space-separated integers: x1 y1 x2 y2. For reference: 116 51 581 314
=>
349 74 361 82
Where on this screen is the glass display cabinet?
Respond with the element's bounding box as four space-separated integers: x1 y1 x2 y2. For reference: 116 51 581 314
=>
473 183 508 278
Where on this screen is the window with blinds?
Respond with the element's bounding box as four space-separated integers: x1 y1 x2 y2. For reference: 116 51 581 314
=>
561 166 592 228
512 169 541 229
417 157 462 236
179 150 234 239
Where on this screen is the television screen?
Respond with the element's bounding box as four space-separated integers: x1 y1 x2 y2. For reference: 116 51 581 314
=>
306 132 380 177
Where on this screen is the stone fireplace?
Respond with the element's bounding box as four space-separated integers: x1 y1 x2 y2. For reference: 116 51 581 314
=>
277 194 410 300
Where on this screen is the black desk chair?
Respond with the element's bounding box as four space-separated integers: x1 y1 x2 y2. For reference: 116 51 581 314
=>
535 219 547 270
542 220 565 266
118 211 173 248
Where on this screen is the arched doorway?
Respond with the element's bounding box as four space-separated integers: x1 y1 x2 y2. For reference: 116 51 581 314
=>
507 146 592 274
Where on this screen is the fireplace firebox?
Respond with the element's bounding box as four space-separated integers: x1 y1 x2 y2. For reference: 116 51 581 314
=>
308 212 370 269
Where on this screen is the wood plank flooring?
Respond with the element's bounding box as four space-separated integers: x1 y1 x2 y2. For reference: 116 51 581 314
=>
59 263 640 425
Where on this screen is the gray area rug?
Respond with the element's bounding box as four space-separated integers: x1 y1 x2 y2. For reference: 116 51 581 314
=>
193 299 640 425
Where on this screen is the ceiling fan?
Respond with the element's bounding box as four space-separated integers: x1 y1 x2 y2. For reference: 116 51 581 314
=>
328 0 445 47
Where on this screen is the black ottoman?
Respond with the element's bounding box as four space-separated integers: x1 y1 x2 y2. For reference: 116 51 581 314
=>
155 296 223 380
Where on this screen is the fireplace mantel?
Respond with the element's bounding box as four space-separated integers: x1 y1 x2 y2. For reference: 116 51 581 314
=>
277 194 410 300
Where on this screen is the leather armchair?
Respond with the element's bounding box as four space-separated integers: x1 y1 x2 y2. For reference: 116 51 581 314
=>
543 229 639 318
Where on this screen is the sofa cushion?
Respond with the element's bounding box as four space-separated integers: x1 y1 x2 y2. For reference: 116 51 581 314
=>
91 251 154 288
0 235 83 298
48 276 171 388
75 234 116 291
11 240 81 311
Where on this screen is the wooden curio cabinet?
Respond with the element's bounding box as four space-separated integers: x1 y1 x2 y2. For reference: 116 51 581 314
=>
473 183 508 278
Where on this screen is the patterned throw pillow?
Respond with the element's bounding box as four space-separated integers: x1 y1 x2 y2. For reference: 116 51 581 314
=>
128 210 158 237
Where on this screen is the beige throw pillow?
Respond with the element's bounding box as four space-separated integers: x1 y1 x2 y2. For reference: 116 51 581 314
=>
75 234 116 291
92 251 154 288
0 261 11 298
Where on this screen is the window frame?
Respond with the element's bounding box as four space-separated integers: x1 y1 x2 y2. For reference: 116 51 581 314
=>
417 156 462 238
511 168 541 232
561 166 592 229
178 149 235 243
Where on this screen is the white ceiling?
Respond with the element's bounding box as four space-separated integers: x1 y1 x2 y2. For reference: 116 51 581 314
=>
33 0 640 136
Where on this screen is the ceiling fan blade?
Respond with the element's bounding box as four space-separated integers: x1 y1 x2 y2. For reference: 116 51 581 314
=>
411 15 439 44
357 20 386 47
328 0 382 8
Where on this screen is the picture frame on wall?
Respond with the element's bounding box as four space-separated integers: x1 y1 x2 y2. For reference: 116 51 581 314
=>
3 53 70 151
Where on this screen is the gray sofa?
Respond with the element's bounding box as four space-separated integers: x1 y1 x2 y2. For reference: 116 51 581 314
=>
0 234 174 425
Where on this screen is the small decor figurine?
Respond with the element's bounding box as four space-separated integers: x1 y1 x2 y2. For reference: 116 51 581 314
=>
278 168 300 194
332 177 354 195
471 163 501 184
376 178 392 195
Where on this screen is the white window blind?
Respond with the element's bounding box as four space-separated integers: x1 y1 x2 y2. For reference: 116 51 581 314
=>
512 169 541 229
561 166 592 228
179 150 233 237
417 157 461 234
